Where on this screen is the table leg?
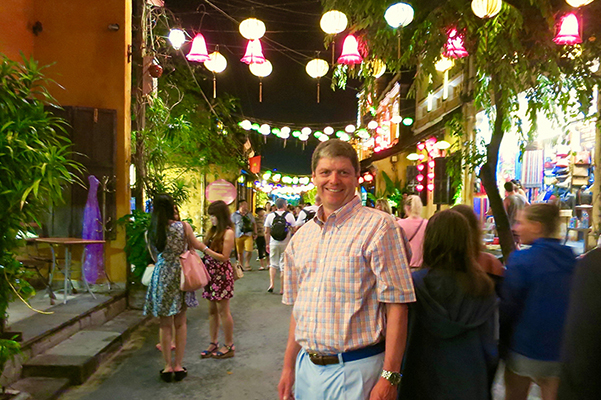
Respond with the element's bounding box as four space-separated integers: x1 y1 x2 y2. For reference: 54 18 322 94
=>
64 246 71 304
80 249 97 299
48 246 57 305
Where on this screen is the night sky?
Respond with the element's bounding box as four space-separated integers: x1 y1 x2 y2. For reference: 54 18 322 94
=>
164 0 361 175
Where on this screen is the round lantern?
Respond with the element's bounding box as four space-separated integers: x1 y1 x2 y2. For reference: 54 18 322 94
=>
250 60 272 103
148 64 163 78
384 3 414 29
406 153 419 161
301 127 312 136
324 126 334 135
168 29 186 50
306 59 329 78
566 0 594 7
204 51 227 73
367 120 378 130
320 10 348 34
345 124 356 133
240 120 252 130
239 18 266 40
471 0 503 19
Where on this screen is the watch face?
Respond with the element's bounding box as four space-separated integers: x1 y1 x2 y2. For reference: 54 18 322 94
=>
382 370 402 385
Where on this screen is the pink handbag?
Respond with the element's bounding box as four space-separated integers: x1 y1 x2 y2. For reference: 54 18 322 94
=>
180 241 210 292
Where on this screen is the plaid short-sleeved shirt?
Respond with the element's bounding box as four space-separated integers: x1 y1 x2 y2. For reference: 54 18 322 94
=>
283 196 415 354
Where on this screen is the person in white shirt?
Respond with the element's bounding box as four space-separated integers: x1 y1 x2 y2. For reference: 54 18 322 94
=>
294 195 321 229
264 198 296 294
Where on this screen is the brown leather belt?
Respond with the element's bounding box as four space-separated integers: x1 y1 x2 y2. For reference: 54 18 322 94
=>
307 341 386 366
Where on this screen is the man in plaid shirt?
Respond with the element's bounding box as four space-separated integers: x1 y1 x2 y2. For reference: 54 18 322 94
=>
278 140 415 400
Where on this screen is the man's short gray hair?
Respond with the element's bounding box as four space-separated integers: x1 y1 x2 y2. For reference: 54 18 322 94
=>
311 139 360 176
275 198 287 209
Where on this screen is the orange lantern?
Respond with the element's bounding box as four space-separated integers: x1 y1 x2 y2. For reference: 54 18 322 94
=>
337 35 363 65
241 39 266 64
553 13 582 45
186 33 210 62
443 28 468 59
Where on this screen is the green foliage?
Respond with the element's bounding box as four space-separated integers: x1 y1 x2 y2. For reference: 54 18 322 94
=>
0 338 20 387
368 171 405 207
116 210 152 285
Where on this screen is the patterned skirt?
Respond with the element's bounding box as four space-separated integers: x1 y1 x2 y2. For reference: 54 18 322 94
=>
202 256 234 301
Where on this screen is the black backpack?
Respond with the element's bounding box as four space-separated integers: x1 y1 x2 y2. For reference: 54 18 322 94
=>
270 211 290 241
303 209 316 223
241 214 253 233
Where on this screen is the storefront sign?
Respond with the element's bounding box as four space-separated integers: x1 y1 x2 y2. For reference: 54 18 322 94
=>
205 179 237 204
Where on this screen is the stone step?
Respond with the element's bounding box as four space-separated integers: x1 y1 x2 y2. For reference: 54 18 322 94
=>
9 377 70 400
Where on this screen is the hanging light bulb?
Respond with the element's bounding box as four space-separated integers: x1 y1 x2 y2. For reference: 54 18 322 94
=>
566 0 594 7
443 28 469 59
384 3 414 28
471 0 503 19
168 29 186 50
320 10 348 34
306 58 329 103
241 39 266 64
554 13 582 45
239 18 266 40
250 60 272 103
186 33 210 62
337 35 363 65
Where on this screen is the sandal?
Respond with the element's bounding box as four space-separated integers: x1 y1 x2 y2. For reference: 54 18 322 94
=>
200 342 219 358
214 344 235 359
174 367 188 382
160 369 173 383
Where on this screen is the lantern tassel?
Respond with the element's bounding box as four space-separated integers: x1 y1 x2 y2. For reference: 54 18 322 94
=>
317 80 321 103
284 139 287 148
212 73 217 99
259 79 263 102
397 32 401 59
331 41 335 66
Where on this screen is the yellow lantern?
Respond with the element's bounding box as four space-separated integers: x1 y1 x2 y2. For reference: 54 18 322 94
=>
239 18 266 40
471 0 503 19
370 59 387 78
320 10 348 34
434 56 454 72
566 0 594 6
204 51 227 73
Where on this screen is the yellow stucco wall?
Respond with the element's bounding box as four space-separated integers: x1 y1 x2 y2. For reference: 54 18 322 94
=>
2 0 132 282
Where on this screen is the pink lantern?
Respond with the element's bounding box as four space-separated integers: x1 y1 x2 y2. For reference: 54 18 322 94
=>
417 164 425 171
553 13 582 45
186 33 210 62
337 34 363 65
416 174 424 182
428 160 436 169
427 183 435 191
417 142 425 151
241 39 266 64
416 184 424 192
428 172 435 180
444 28 469 59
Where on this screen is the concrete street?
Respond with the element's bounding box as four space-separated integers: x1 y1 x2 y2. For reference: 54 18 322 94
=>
58 254 542 400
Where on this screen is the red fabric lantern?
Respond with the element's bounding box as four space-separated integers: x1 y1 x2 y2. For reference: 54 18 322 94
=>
186 33 210 62
444 28 469 59
241 39 266 64
249 155 261 174
337 34 363 65
554 13 582 45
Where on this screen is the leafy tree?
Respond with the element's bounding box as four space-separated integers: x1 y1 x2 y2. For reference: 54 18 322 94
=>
322 0 601 260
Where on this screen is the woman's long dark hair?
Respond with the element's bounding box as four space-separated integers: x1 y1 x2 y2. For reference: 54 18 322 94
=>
204 200 233 253
148 194 175 253
452 204 484 256
422 210 494 297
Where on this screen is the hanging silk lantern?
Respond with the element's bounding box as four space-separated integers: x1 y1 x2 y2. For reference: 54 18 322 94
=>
320 10 348 34
471 0 503 19
553 13 582 45
204 50 227 98
443 28 469 59
337 35 363 65
168 29 186 50
306 59 329 103
239 18 266 40
566 0 594 7
250 60 272 102
241 39 266 64
186 33 210 62
384 3 414 28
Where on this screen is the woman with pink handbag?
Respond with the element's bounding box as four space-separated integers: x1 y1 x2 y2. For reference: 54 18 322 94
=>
198 200 237 360
144 194 205 383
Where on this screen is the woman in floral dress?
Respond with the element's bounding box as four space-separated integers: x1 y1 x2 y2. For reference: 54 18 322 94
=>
144 194 204 382
199 200 236 359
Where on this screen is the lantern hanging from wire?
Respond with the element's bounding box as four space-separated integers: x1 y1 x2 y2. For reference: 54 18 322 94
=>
204 48 227 98
168 29 186 50
320 10 348 65
553 13 582 45
186 33 210 62
471 0 503 19
443 28 469 59
384 2 414 58
566 0 594 7
239 18 266 40
305 58 329 103
249 60 272 102
337 34 363 65
241 39 266 64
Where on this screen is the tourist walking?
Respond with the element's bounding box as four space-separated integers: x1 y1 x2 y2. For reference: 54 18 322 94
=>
500 203 576 400
264 198 296 294
231 200 257 271
199 200 237 360
278 139 415 400
399 210 498 400
503 181 527 242
397 195 428 268
294 196 320 229
255 207 268 270
144 194 202 382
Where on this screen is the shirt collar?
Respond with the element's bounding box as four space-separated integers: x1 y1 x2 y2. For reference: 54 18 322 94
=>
315 196 362 228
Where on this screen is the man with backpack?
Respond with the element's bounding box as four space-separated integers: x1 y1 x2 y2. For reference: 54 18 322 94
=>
231 200 257 271
264 198 296 294
294 196 321 230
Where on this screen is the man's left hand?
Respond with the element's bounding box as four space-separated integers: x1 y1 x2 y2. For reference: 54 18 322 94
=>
369 377 398 400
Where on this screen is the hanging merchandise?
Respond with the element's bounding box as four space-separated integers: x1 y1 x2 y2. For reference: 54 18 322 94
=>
471 0 503 19
204 48 227 98
553 13 582 45
239 18 266 40
186 33 210 62
338 34 363 65
249 60 272 102
168 29 186 50
443 28 469 59
241 39 266 64
305 58 329 103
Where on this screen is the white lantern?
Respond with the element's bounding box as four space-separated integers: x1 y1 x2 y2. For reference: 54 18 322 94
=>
345 124 356 133
320 10 348 35
168 29 186 50
305 59 329 78
367 120 378 130
318 135 329 142
566 0 593 7
324 126 334 135
471 0 503 19
249 60 272 77
384 3 414 29
406 153 420 161
391 115 402 124
240 120 252 130
281 126 291 135
435 141 451 150
259 124 271 135
204 51 227 73
301 127 312 136
239 18 266 40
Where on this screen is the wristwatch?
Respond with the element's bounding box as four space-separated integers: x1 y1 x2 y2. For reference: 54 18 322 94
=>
381 370 402 386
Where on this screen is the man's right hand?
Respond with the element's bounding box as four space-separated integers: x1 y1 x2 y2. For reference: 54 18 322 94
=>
278 368 295 400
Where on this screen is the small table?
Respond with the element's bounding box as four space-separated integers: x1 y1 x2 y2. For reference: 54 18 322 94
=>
34 238 105 304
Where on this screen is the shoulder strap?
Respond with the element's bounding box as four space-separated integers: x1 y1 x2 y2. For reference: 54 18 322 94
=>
407 219 425 242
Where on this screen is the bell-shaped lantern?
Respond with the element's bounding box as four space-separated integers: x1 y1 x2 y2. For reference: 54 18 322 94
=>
566 0 594 7
320 10 348 34
553 13 582 45
241 39 266 64
443 28 469 59
337 35 363 65
186 33 210 62
306 58 329 103
239 18 266 40
204 50 227 98
249 60 272 102
471 0 503 19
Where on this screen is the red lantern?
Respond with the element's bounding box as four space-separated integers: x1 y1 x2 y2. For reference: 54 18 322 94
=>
148 64 163 78
416 184 424 192
554 13 582 45
416 174 424 182
428 160 436 169
427 183 435 191
417 142 425 151
337 34 363 65
186 33 210 62
364 173 374 182
417 164 425 171
428 172 435 180
241 39 266 64
444 28 469 59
